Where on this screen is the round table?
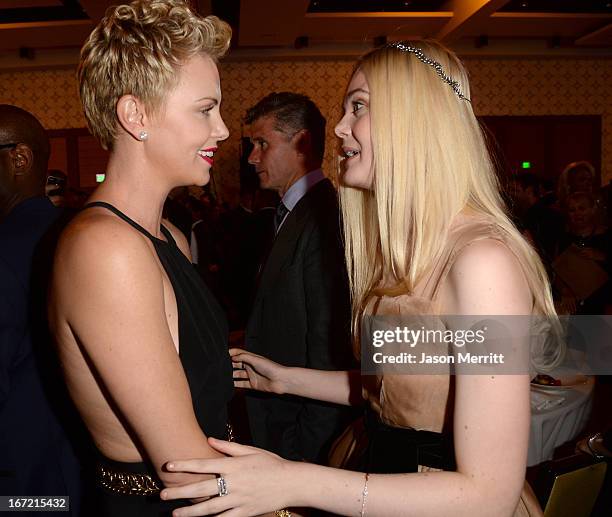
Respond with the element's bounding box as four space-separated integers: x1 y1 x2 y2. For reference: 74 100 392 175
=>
528 376 595 466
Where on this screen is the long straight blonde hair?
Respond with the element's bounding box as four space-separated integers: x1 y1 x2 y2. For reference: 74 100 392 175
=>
339 41 560 369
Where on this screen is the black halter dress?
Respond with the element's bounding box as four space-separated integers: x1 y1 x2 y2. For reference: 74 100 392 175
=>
82 202 233 516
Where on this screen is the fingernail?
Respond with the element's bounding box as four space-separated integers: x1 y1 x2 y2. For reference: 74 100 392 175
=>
160 490 167 499
167 463 174 470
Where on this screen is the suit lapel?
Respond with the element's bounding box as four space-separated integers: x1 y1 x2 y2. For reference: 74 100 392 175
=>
252 203 307 305
252 180 330 306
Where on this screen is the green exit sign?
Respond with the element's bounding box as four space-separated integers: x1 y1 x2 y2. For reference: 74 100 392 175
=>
521 162 531 169
96 173 106 183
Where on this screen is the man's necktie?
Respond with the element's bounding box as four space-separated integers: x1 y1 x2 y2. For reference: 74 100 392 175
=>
274 201 289 233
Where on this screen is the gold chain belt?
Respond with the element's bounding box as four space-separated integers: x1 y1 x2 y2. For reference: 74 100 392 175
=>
97 424 234 496
97 464 161 496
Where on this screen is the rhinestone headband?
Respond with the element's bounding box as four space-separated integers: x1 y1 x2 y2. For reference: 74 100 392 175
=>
387 42 471 102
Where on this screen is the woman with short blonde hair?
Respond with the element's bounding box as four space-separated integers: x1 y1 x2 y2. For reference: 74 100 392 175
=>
50 1 233 515
78 0 231 150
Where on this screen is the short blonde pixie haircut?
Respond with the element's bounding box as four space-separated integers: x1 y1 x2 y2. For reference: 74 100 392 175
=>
78 0 231 150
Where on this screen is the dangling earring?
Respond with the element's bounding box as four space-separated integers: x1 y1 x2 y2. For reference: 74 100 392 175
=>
139 130 148 141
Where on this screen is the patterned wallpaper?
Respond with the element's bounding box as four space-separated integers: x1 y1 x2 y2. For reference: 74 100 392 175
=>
1 56 610 201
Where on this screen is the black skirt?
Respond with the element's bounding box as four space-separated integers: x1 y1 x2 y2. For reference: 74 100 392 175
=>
351 410 456 474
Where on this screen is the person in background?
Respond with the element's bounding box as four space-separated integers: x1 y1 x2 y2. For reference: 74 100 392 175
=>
186 195 224 302
558 160 608 226
162 40 562 517
215 188 257 329
553 190 611 315
48 1 234 515
510 172 562 264
242 92 354 464
222 187 278 331
163 186 194 242
45 168 68 207
0 104 82 515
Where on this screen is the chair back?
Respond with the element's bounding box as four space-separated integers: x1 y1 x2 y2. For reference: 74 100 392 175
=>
543 461 607 517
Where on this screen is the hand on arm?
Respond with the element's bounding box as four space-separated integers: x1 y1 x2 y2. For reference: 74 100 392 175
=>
58 219 219 487
161 439 299 516
163 239 533 516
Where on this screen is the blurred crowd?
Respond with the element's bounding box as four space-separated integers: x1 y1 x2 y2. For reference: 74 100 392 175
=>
508 161 611 315
161 184 280 330
46 158 611 322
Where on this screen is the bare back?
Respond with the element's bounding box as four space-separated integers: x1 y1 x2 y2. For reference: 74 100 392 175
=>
49 206 184 462
47 200 234 489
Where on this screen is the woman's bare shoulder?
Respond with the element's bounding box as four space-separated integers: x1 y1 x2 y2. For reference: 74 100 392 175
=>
443 238 532 315
57 210 150 262
53 210 161 302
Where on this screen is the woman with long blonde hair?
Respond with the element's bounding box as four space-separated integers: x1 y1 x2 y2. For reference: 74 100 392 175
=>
162 41 561 517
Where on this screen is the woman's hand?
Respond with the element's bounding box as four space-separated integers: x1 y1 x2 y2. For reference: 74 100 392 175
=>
230 348 288 395
161 438 297 517
232 350 356 406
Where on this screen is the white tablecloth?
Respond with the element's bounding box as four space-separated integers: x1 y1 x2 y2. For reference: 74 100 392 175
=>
528 376 594 466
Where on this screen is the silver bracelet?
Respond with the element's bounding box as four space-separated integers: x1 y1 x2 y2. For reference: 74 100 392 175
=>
360 472 370 517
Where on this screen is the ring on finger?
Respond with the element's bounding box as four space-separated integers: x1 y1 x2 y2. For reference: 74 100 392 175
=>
217 475 229 497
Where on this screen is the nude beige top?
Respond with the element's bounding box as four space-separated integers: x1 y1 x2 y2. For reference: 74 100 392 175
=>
361 213 531 433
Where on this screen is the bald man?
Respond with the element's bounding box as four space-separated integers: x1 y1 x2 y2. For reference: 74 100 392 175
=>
0 105 82 513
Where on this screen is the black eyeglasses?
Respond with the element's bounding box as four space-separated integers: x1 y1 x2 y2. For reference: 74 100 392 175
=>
0 143 17 151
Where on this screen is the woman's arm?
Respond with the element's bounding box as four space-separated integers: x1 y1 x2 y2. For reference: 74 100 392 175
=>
54 217 220 488
163 239 532 516
231 348 361 406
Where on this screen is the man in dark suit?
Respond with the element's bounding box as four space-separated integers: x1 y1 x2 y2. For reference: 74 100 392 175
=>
0 105 82 513
243 92 353 464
